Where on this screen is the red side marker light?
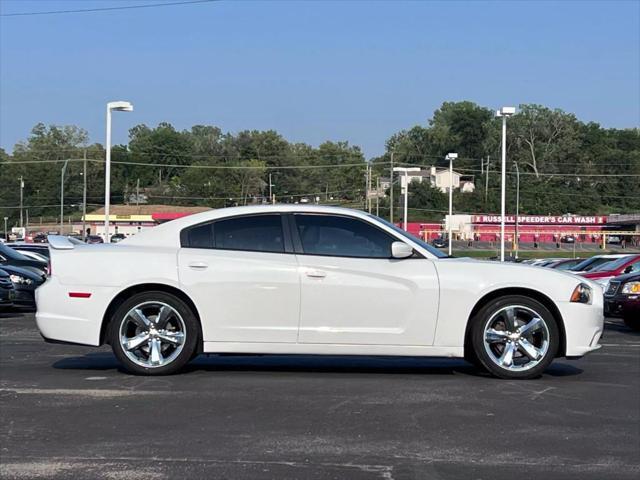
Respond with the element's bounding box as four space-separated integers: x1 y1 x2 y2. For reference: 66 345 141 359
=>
68 292 92 298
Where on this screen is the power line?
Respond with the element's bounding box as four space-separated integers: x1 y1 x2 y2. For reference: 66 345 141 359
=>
455 168 640 178
0 158 378 170
0 0 219 17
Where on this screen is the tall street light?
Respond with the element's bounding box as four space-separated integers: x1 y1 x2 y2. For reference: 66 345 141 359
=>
3 217 7 241
393 166 420 231
513 161 520 259
60 160 69 234
105 101 133 241
496 106 516 262
445 153 458 256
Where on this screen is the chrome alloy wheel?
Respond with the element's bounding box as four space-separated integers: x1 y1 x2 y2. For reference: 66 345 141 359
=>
119 301 186 368
482 305 550 372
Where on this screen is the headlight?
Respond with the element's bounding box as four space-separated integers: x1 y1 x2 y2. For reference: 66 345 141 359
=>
9 274 33 285
621 281 640 295
570 283 592 304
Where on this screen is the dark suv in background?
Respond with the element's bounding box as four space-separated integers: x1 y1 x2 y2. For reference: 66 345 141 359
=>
604 272 640 331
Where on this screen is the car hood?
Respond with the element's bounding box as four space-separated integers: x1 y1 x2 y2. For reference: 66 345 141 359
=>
609 271 640 283
435 256 600 295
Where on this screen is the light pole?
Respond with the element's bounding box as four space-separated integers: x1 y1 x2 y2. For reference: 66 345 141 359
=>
389 152 395 222
60 160 69 234
3 217 7 241
105 101 133 241
82 149 87 241
19 176 24 228
393 166 420 230
445 153 458 256
496 106 516 261
513 161 520 259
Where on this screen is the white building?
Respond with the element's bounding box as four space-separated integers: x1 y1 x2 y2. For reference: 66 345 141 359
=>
377 167 475 196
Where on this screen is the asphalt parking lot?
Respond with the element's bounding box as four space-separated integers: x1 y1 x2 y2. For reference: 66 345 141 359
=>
0 314 638 480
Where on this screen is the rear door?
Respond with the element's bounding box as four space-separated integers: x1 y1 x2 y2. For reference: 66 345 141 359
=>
178 213 300 343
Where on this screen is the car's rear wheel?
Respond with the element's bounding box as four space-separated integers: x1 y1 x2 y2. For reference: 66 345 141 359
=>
109 291 199 375
470 295 559 379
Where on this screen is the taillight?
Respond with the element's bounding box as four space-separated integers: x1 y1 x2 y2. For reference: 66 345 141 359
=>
47 259 52 276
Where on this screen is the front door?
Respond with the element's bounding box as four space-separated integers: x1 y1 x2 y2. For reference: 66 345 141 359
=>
292 213 439 346
178 213 300 343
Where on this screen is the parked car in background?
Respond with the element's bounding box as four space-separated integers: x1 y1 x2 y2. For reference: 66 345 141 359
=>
530 258 565 267
0 243 47 274
569 254 631 273
86 235 104 244
37 205 603 379
604 272 640 331
579 254 640 287
607 236 621 245
110 233 126 243
0 264 45 310
15 250 48 263
32 233 48 243
5 243 50 259
431 236 447 248
0 268 16 311
561 235 575 243
548 258 584 271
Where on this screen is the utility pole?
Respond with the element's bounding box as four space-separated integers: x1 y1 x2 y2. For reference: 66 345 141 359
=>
484 156 490 206
136 178 140 212
19 176 24 228
367 164 372 213
82 150 87 241
376 177 380 217
389 152 395 222
514 161 520 259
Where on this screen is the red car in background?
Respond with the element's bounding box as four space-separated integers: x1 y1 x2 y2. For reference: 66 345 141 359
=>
579 254 640 287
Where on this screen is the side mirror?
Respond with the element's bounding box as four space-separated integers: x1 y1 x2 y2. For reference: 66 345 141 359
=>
391 241 414 259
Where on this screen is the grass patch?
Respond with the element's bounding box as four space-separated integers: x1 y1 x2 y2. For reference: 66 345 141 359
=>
452 250 604 260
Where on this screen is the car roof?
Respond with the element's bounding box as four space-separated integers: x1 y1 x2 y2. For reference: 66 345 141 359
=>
125 205 376 248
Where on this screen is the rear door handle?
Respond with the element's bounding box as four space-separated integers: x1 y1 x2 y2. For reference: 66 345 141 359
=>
305 269 327 278
188 262 208 270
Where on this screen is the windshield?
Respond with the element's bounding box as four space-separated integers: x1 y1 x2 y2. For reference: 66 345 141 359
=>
369 215 448 258
0 243 31 261
591 255 633 272
570 256 611 272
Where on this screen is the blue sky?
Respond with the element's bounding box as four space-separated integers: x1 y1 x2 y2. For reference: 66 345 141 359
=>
1 0 638 157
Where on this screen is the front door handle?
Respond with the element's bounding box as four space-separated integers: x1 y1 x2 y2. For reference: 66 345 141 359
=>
188 262 208 270
305 269 327 278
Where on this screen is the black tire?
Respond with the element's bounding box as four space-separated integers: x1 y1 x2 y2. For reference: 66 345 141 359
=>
469 295 560 379
623 315 640 332
109 291 199 375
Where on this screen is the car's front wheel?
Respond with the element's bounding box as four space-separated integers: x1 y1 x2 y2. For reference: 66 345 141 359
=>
109 291 199 375
470 295 559 379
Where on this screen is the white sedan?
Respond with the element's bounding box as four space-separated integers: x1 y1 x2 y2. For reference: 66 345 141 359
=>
36 206 604 379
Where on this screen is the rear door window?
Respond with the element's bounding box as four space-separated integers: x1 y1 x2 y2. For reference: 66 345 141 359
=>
182 214 285 254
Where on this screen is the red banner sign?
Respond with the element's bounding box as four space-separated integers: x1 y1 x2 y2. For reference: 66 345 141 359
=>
472 215 606 225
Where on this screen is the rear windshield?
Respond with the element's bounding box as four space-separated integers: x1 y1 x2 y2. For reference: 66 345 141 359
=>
591 256 634 272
